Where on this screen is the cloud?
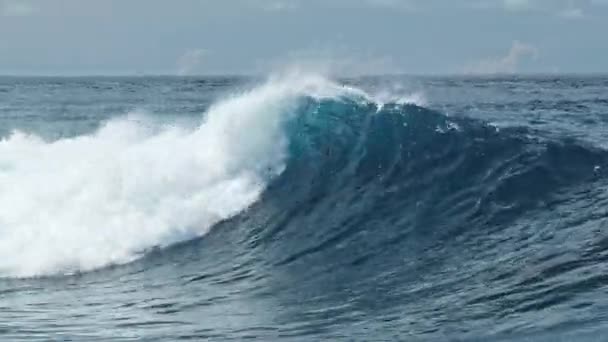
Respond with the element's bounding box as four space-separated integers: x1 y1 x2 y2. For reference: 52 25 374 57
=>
176 49 207 76
251 0 592 16
257 46 404 77
558 7 584 19
503 0 533 11
0 0 36 16
250 0 299 12
557 0 584 19
470 0 589 20
363 0 417 10
463 41 539 75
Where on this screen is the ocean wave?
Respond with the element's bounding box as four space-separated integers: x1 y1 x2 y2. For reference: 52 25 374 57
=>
1 73 606 281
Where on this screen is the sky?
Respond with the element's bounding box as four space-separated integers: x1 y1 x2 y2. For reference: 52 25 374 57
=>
0 0 607 76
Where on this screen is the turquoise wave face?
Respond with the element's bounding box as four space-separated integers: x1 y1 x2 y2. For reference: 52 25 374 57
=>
197 96 608 339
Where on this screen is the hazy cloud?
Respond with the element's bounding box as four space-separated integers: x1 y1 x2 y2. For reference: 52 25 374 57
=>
558 7 584 18
0 0 36 16
258 46 404 77
503 0 533 11
177 49 207 76
472 0 589 20
463 41 539 75
363 0 417 10
250 0 299 11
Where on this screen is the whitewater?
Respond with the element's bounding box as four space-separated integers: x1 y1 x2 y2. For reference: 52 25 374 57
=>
0 73 412 277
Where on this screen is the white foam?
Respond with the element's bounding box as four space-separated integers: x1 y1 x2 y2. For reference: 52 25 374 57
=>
0 73 421 277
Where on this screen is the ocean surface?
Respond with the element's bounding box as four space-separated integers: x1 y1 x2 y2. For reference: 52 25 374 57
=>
1 74 608 341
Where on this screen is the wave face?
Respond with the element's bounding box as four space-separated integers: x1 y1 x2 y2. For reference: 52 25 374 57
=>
1 75 608 340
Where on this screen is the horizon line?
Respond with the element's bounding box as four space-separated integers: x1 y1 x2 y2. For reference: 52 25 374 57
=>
1 72 608 78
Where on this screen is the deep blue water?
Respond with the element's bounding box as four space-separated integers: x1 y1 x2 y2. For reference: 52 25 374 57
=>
1 75 608 341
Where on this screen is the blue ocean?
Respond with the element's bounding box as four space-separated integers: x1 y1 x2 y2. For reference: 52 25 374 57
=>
1 74 608 341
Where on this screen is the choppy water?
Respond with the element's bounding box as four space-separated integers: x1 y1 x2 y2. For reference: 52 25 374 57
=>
1 74 608 341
